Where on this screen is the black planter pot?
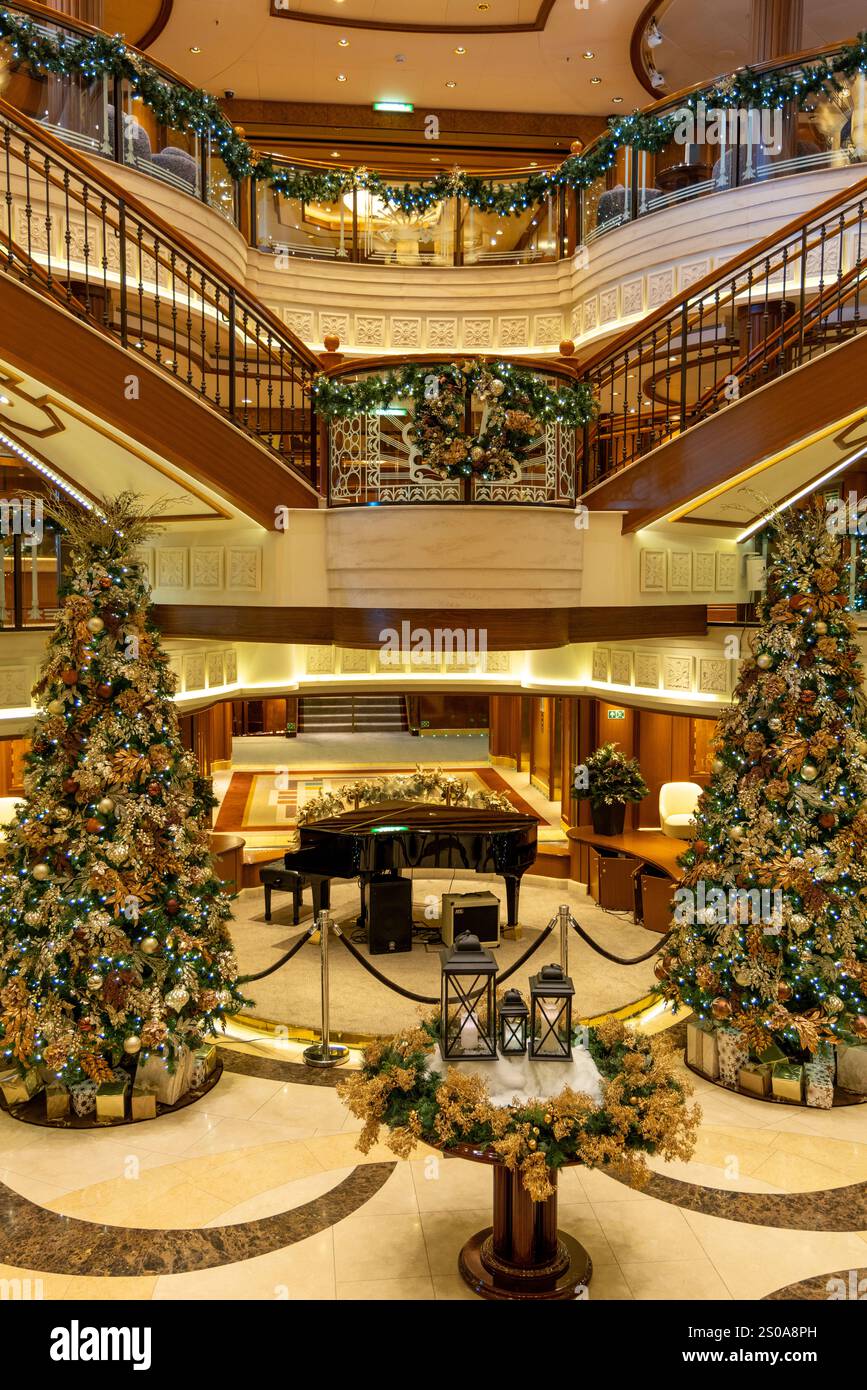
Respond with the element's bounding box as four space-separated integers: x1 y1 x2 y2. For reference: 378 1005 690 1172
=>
591 801 627 836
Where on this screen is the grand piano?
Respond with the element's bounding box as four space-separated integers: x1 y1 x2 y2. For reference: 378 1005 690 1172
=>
282 799 538 929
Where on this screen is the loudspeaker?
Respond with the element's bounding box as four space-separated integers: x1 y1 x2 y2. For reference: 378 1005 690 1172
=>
368 875 413 955
441 891 500 947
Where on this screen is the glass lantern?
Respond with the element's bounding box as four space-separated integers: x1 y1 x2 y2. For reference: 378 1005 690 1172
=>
440 932 497 1061
498 989 529 1056
529 964 575 1061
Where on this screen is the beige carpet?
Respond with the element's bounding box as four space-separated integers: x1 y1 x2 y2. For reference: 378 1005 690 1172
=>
230 874 661 1036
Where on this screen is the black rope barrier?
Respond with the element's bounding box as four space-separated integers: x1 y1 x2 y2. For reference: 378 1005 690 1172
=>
569 913 674 965
494 920 557 984
335 929 440 1005
238 923 318 983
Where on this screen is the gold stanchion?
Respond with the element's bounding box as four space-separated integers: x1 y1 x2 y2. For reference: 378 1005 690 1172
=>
303 913 350 1068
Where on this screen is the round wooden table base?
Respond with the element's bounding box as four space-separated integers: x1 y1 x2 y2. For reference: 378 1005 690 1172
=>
457 1162 592 1301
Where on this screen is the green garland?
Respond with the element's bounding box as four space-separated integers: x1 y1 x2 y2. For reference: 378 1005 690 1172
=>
2 7 866 217
337 1014 700 1200
313 359 596 480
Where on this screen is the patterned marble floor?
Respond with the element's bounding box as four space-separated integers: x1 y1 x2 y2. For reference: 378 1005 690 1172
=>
2 1036 867 1301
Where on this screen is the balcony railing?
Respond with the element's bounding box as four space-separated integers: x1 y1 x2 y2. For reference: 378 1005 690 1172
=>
0 94 322 484
576 172 867 492
1 5 865 270
323 356 580 508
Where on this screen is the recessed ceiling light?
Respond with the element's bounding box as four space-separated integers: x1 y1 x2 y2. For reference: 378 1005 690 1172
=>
431 156 440 161
582 51 595 59
445 80 457 88
189 45 201 54
338 38 349 47
336 73 347 82
529 161 538 167
331 151 341 157
590 76 602 84
455 46 467 55
612 96 623 103
477 3 490 10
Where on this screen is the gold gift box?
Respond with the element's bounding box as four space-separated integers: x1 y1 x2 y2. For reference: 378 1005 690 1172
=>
686 1020 719 1079
130 1084 157 1121
95 1078 130 1121
0 1067 43 1105
738 1062 771 1097
195 1044 217 1077
771 1064 803 1103
45 1082 70 1119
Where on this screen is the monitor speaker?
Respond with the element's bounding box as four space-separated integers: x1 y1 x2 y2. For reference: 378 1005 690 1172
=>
368 875 413 955
441 891 500 947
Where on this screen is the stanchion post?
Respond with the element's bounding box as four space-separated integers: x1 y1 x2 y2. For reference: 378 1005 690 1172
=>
558 903 570 976
303 912 350 1068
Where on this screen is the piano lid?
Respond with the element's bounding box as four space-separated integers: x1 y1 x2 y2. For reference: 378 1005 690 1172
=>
299 799 538 835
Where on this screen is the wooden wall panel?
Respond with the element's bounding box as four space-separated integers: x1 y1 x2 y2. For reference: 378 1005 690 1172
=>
416 694 489 731
529 696 552 797
489 694 522 766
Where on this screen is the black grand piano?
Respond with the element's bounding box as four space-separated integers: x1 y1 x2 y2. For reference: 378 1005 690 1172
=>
282 799 538 929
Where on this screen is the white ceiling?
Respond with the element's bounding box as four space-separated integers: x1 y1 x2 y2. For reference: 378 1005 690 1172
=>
149 0 650 114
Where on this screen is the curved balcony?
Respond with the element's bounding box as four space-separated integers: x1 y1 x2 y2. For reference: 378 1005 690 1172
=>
2 3 866 280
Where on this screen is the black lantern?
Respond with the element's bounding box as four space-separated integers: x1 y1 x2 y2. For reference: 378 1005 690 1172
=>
440 932 497 1061
498 989 529 1056
529 963 575 1060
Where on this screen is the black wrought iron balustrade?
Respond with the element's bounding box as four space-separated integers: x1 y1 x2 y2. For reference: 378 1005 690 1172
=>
0 97 321 484
577 174 867 492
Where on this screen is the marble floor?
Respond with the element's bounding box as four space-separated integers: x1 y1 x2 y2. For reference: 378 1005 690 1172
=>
2 1034 866 1302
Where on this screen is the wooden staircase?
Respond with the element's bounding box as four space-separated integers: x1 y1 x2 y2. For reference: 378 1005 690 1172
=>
298 694 409 734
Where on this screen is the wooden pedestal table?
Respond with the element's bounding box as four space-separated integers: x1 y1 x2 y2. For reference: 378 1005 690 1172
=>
442 1141 592 1300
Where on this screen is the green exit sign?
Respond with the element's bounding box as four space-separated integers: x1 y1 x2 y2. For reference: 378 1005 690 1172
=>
607 709 626 720
373 101 414 113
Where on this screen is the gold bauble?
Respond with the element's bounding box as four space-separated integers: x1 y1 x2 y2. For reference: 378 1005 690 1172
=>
756 652 773 670
86 616 104 634
97 797 115 815
712 757 725 774
570 139 584 156
32 862 50 881
814 620 828 635
123 1035 142 1055
140 935 159 955
801 761 819 782
47 699 65 716
490 379 505 397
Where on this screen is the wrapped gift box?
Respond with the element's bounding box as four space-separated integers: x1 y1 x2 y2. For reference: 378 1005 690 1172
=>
686 1020 719 1079
0 1067 43 1106
45 1081 70 1120
805 1061 834 1110
96 1076 130 1121
130 1084 157 1121
771 1063 804 1103
135 1045 191 1106
716 1026 748 1090
738 1060 772 1097
70 1078 97 1117
190 1043 217 1089
837 1040 867 1095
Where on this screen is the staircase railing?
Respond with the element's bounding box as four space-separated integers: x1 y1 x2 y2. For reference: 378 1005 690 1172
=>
0 94 322 486
577 172 867 494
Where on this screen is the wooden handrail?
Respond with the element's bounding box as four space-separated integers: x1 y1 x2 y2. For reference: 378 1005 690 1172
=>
318 351 582 383
573 170 867 379
0 94 322 372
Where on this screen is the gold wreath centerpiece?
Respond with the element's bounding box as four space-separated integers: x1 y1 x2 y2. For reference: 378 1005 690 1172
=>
338 1015 700 1201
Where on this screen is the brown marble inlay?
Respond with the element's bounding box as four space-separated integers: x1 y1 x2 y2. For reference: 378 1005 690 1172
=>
218 1046 348 1087
625 1171 867 1232
0 1163 395 1277
764 1268 867 1300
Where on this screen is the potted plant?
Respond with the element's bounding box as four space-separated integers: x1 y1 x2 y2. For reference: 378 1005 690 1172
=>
573 742 649 835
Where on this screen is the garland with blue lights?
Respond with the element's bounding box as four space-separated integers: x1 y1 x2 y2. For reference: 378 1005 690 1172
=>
1 8 866 216
657 494 867 1063
314 360 596 479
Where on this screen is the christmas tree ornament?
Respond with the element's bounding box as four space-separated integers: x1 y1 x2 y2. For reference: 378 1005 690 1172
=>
733 965 751 986
164 897 180 915
814 620 828 634
711 997 732 1020
84 818 102 834
490 378 505 397
47 699 65 715
61 668 79 685
801 760 819 781
711 758 725 773
96 683 113 699
123 1035 142 1055
729 825 745 840
165 986 190 1012
86 617 104 634
31 862 50 880
147 781 162 798
140 936 159 955
62 777 78 794
98 577 112 589
800 689 817 705
854 1016 867 1038
777 981 793 1002
87 974 103 991
756 652 773 669
97 797 115 815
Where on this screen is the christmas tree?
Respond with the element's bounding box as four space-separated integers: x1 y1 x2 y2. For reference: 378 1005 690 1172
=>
0 494 245 1087
659 496 867 1058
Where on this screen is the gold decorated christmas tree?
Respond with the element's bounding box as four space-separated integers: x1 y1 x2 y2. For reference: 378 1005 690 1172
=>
0 495 245 1086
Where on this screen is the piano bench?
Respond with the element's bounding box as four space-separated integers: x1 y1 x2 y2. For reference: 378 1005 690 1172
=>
259 866 309 925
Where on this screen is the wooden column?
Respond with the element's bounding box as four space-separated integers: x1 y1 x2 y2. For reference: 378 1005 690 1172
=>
750 0 803 61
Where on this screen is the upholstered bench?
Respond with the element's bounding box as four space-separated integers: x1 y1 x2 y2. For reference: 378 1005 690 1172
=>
259 865 310 924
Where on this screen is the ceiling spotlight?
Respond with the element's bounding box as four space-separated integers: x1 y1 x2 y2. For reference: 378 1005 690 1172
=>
189 45 201 54
650 69 665 88
395 53 406 63
336 73 347 82
477 3 490 9
331 150 341 157
445 80 457 88
646 20 664 48
582 51 595 59
338 38 349 47
455 46 467 55
612 96 623 103
590 76 602 84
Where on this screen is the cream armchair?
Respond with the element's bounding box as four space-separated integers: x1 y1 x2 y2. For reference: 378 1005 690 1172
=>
659 782 702 839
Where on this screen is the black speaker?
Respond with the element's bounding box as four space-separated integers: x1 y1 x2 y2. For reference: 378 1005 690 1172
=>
368 876 413 955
